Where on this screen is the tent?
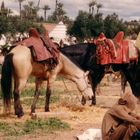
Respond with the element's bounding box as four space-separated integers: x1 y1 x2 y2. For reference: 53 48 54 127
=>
43 21 68 43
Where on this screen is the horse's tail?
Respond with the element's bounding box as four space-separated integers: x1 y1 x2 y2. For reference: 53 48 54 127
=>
1 53 13 114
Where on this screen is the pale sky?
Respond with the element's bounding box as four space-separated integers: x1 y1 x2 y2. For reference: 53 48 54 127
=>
0 0 140 21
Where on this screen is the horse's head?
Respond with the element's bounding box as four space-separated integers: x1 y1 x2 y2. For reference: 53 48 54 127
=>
76 71 93 103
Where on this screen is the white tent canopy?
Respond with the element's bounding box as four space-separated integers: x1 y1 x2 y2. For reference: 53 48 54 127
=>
49 21 68 42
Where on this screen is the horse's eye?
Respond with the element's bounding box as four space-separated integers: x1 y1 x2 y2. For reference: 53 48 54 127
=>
88 80 91 84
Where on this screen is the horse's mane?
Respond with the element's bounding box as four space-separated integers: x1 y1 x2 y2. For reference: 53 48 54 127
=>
60 43 97 70
60 43 92 55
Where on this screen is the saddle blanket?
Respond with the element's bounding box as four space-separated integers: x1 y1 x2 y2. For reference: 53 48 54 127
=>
16 28 59 62
96 39 138 65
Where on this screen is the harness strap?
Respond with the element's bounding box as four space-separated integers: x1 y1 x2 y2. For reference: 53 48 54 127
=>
40 36 53 54
40 35 59 67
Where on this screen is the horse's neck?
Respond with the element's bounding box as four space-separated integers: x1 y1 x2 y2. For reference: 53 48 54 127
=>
59 53 84 81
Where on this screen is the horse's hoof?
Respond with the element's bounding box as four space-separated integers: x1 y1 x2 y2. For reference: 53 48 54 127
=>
30 110 35 116
30 109 35 114
81 101 86 105
90 102 96 106
16 110 24 118
45 110 50 112
45 108 50 112
17 112 24 118
30 112 33 116
81 97 86 105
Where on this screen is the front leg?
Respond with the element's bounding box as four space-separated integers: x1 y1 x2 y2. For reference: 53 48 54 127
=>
90 68 105 105
120 72 127 96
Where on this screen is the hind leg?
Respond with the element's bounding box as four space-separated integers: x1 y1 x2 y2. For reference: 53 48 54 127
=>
120 72 127 96
45 72 57 112
13 78 27 118
45 84 52 112
45 79 52 112
31 78 43 114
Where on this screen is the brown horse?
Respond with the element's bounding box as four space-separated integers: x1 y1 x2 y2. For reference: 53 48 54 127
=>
1 45 93 118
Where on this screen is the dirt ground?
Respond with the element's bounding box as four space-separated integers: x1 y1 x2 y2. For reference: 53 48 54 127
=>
0 74 139 140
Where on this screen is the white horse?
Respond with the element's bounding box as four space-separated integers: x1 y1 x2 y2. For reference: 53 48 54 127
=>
1 45 93 117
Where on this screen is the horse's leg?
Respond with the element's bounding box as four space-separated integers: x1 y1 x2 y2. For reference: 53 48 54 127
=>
44 70 57 112
120 72 127 96
13 78 27 118
45 80 52 112
31 78 43 114
91 69 105 105
81 69 105 105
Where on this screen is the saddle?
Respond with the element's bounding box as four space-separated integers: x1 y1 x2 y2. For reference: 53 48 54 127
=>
95 32 116 65
17 28 59 69
113 31 124 47
112 31 138 63
95 32 138 65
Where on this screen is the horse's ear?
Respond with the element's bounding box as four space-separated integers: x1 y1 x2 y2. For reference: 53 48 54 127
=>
85 71 89 76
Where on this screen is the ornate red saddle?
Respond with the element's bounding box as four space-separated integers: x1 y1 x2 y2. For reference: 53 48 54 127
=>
112 31 138 64
17 28 59 62
95 32 116 65
95 32 138 65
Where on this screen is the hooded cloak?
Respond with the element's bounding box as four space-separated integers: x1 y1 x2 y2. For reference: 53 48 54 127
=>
102 92 140 140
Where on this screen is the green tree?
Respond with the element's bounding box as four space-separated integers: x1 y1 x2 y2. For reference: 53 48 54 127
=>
67 11 89 40
21 1 38 21
68 11 104 40
0 16 9 35
67 10 104 40
104 13 127 38
48 2 66 23
0 1 11 17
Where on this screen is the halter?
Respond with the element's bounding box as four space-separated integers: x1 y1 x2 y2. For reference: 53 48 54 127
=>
77 72 91 93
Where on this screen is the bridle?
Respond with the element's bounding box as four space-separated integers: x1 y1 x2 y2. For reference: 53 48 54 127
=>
77 72 91 93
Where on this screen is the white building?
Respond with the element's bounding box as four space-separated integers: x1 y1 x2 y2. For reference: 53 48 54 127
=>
43 21 68 43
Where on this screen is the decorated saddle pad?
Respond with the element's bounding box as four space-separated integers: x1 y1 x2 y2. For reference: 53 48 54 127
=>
95 32 138 65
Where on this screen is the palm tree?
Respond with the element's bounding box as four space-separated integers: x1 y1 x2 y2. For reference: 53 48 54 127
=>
22 1 38 21
42 5 50 21
57 2 66 21
88 0 96 15
88 2 92 14
17 0 25 19
7 9 13 17
96 3 103 14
